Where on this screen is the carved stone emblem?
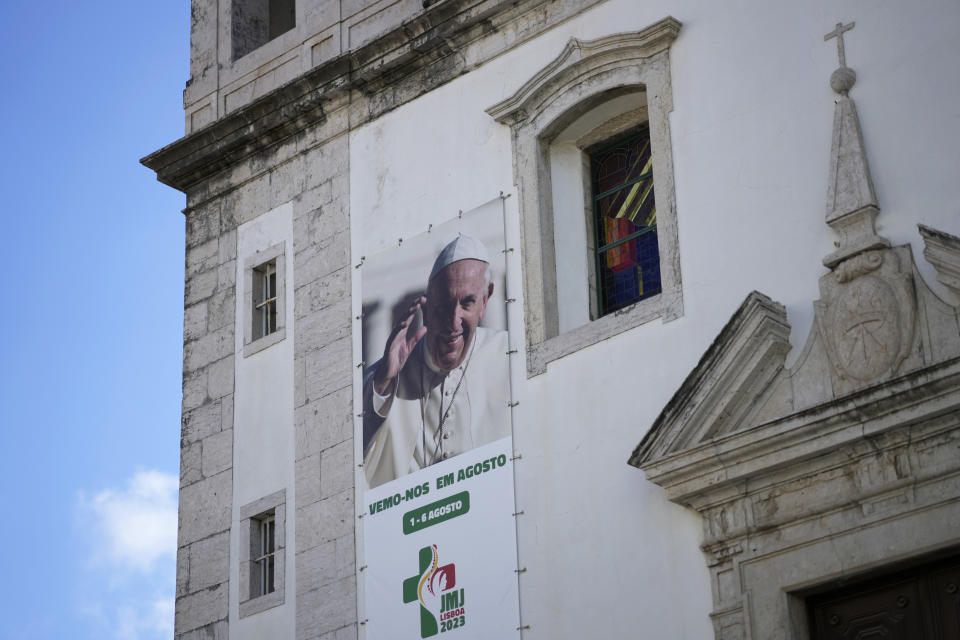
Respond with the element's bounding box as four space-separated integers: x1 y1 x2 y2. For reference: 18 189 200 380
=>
827 275 898 380
817 250 916 386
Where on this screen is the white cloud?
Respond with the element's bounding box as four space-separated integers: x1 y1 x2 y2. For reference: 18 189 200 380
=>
79 469 178 573
114 596 175 640
77 594 174 640
74 469 178 640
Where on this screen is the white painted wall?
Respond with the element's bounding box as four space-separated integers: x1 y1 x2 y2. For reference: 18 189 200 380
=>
230 202 297 639
349 1 960 637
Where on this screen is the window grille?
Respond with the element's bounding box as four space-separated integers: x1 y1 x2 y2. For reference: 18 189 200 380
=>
254 516 276 597
239 490 285 616
253 260 278 340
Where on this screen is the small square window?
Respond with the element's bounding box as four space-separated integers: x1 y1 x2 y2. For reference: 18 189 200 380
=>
243 243 286 357
232 0 296 60
239 490 285 617
589 126 662 316
252 514 276 597
252 259 278 341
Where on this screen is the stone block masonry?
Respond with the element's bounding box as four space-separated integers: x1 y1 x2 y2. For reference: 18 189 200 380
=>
291 118 358 640
175 114 358 638
176 199 237 640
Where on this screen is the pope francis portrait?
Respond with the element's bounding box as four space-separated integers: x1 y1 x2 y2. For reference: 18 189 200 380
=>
362 235 511 488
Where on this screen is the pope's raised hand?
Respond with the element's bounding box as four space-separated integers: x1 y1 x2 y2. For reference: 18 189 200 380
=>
373 296 427 396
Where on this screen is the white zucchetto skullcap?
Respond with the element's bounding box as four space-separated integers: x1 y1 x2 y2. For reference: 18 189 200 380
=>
429 235 490 281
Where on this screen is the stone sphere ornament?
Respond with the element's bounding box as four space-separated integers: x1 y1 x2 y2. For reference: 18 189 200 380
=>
830 66 857 94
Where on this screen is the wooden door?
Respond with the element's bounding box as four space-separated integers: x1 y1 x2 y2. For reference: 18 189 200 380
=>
807 554 960 639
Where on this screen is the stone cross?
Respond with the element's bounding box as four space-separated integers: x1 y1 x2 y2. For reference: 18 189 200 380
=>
824 21 855 68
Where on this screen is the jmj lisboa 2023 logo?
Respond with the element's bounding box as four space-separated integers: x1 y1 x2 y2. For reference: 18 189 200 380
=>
403 544 466 638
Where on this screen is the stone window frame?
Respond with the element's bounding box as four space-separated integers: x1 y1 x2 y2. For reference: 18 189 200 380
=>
243 242 287 357
239 489 286 618
487 19 684 377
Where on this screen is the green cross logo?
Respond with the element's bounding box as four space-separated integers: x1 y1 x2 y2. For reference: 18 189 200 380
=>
403 544 457 638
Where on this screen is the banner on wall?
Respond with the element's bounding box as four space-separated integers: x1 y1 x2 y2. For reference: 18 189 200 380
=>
357 200 520 639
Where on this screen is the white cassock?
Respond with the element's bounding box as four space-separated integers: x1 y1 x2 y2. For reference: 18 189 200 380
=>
363 327 511 488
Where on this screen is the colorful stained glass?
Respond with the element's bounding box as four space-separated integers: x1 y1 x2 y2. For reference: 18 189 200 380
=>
591 127 661 315
603 218 637 272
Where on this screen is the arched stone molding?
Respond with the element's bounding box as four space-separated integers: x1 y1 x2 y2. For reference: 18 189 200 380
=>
487 18 684 376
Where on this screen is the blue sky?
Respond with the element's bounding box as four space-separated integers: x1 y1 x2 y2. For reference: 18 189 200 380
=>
0 2 189 638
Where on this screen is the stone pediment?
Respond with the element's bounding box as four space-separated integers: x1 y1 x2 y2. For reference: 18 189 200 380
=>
630 291 793 462
630 19 960 476
628 234 960 639
628 23 960 638
630 238 960 496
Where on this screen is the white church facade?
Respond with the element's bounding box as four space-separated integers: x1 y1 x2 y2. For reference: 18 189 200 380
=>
143 1 960 638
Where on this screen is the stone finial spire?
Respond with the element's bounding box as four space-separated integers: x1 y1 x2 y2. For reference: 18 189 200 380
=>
822 21 889 267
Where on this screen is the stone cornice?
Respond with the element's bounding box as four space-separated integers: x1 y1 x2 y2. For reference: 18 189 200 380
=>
141 60 350 192
634 354 960 508
141 0 599 193
919 223 960 298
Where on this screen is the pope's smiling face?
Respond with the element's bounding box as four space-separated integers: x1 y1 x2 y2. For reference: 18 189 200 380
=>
424 259 493 371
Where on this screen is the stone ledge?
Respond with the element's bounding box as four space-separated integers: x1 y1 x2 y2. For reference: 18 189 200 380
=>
141 0 601 193
635 354 960 506
526 287 684 377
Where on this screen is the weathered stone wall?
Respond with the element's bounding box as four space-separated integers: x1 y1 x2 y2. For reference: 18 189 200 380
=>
182 0 605 133
172 86 357 638
176 196 237 640
289 103 358 640
184 0 427 130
